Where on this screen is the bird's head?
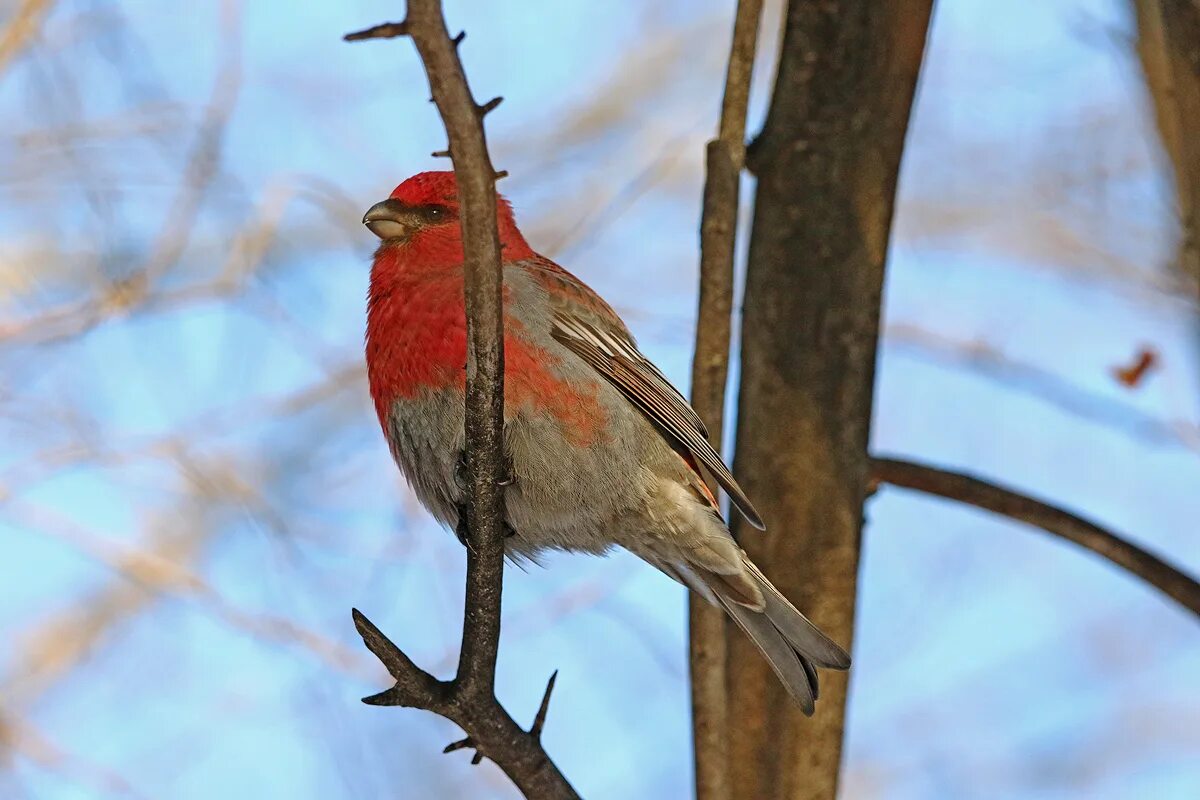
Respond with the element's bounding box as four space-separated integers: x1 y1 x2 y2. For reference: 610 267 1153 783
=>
362 170 531 261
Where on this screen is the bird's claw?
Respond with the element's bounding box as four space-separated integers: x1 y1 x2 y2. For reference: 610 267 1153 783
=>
455 512 516 546
454 453 468 493
443 735 486 766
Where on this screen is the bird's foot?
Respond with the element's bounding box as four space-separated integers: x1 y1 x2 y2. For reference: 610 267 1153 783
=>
454 451 515 492
454 508 517 547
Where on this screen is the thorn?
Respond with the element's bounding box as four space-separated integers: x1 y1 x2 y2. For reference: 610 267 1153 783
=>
478 96 503 116
344 21 411 42
362 687 403 706
432 149 451 158
529 670 558 742
444 735 486 766
452 30 466 46
493 169 509 181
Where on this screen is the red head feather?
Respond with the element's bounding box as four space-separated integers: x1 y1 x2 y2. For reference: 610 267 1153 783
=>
364 171 607 447
382 171 534 263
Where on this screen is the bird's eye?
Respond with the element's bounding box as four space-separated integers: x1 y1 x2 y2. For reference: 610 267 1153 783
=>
427 206 445 220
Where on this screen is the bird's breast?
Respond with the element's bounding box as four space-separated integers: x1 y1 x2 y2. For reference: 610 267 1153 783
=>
366 266 609 448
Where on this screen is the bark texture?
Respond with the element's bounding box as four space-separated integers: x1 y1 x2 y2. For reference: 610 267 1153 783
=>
1134 0 1200 403
1135 0 1200 295
726 4 933 799
689 3 764 799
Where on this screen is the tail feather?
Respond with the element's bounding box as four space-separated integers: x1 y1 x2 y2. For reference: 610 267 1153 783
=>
718 595 818 714
643 547 850 714
742 558 851 670
696 554 850 714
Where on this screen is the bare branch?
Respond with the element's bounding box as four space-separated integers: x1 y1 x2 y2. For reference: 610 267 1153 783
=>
352 609 448 709
870 456 1200 617
352 609 576 798
345 3 577 797
688 3 764 800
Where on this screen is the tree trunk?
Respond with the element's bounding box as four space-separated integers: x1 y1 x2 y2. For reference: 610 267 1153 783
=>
726 4 933 799
1133 0 1200 394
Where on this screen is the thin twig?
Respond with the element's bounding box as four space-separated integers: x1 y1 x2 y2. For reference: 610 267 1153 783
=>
344 4 578 798
689 3 763 800
870 456 1200 617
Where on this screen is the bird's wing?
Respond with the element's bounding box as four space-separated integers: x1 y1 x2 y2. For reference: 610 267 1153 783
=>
529 259 764 530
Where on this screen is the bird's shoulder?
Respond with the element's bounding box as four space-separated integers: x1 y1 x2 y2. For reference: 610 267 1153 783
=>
509 254 634 343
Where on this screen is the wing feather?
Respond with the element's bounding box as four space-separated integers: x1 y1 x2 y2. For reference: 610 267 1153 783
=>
550 310 765 529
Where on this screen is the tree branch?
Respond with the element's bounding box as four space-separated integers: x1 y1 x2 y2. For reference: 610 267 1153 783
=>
688 3 764 800
870 456 1200 617
345 4 578 798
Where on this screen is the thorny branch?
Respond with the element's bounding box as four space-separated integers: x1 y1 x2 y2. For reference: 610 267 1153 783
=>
870 456 1200 617
688 2 763 800
345 4 578 798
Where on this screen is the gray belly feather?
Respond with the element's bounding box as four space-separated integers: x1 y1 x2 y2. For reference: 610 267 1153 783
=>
383 264 695 561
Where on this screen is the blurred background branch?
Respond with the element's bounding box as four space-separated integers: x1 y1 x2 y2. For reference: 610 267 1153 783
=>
870 455 1200 616
0 0 52 76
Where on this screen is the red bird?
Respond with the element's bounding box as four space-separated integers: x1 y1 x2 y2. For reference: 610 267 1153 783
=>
362 171 849 712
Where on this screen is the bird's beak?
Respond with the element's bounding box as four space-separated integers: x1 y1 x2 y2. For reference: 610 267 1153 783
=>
362 199 419 241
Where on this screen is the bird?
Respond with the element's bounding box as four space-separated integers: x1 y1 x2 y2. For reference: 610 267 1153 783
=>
361 170 849 713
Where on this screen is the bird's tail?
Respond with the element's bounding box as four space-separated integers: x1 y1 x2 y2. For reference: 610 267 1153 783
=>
690 554 851 715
